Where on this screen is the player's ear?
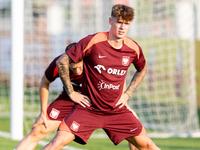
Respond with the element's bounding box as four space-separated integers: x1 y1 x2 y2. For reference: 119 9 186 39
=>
109 17 112 25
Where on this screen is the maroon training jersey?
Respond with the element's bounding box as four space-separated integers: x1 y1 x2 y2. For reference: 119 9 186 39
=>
66 32 146 112
45 54 83 94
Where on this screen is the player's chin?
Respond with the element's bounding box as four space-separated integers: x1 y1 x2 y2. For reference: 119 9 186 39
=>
116 35 125 39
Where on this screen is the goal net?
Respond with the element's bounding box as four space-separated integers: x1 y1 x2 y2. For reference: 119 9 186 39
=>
0 0 199 139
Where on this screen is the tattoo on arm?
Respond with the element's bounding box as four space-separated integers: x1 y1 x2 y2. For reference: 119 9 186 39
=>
125 65 147 97
56 54 74 95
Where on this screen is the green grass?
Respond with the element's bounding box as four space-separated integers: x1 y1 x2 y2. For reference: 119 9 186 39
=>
153 138 200 150
1 116 200 150
0 137 43 150
1 113 200 150
0 106 200 150
0 118 10 132
1 136 200 150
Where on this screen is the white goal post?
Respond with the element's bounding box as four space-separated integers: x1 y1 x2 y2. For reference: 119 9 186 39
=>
0 0 199 140
10 0 24 140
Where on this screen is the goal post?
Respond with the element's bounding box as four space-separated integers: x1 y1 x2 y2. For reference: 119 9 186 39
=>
10 0 24 140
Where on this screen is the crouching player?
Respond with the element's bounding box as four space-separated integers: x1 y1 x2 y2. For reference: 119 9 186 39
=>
14 43 90 150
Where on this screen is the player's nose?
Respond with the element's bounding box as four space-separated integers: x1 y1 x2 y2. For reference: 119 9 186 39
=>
120 23 125 29
76 68 82 75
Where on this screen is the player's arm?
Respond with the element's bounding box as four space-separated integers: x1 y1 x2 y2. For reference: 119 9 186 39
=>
32 74 51 129
39 74 51 116
124 65 147 98
56 53 74 95
56 53 91 107
122 80 139 119
116 65 147 108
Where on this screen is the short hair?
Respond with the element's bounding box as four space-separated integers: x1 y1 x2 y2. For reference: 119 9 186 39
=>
111 4 134 22
65 42 77 52
65 42 83 63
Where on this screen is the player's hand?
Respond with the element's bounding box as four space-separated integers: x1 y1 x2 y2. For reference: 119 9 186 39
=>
115 93 129 108
69 91 91 108
32 113 48 129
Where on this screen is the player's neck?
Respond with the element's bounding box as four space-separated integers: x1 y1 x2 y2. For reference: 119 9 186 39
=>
107 33 124 49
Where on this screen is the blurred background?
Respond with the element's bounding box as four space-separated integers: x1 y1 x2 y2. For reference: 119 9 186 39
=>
0 0 200 145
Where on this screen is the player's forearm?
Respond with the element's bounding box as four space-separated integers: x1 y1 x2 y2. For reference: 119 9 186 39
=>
40 88 49 114
39 75 50 114
56 53 74 95
124 65 147 98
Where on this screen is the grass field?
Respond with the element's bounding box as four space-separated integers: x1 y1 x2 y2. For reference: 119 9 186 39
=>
1 104 200 150
1 116 200 150
1 135 200 150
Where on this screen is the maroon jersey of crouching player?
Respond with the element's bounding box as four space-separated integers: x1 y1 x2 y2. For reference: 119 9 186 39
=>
46 55 82 120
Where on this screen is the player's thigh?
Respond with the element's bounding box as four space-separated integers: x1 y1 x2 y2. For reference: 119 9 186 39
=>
51 130 75 146
126 127 152 149
127 127 160 150
41 131 75 150
32 120 61 135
